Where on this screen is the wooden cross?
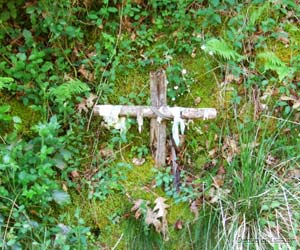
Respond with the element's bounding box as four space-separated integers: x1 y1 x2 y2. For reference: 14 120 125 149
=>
94 70 217 167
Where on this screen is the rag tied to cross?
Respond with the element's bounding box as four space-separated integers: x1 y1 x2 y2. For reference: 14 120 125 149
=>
94 70 217 167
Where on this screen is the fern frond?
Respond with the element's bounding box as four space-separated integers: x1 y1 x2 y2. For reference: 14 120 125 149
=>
0 77 14 90
257 52 290 81
249 3 268 26
205 38 242 61
257 52 285 66
50 80 90 103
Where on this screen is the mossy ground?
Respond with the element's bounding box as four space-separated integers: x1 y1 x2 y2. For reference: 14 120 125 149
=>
60 53 221 248
0 94 41 137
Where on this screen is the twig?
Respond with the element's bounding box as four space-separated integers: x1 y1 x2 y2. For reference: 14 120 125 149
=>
112 233 123 250
262 115 300 126
0 135 6 144
281 186 299 246
169 135 180 192
2 195 18 250
186 223 194 250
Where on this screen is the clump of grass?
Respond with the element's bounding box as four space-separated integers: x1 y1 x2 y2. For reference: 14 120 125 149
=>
124 217 164 250
192 118 300 250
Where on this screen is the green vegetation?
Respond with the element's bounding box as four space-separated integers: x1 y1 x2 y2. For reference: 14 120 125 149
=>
1 0 300 249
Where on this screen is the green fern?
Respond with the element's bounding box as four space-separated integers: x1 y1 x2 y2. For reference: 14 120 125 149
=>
257 52 285 66
257 52 291 81
205 38 242 61
0 77 14 90
50 80 90 103
249 3 268 27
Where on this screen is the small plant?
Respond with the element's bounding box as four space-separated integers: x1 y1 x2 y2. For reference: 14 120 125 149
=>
0 116 75 249
154 167 201 203
86 162 131 200
131 145 149 159
202 38 243 61
166 64 194 102
257 51 292 81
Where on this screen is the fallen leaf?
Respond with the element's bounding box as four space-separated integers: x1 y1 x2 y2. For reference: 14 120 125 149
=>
286 169 300 180
78 65 94 81
174 220 183 230
277 36 289 44
153 197 169 218
275 29 290 44
130 32 136 41
280 95 300 110
86 94 97 108
208 187 219 203
213 174 224 188
131 199 145 219
222 136 240 163
190 200 199 221
77 101 88 113
153 197 169 241
280 95 296 101
221 73 241 86
145 208 162 231
70 170 80 179
131 199 144 212
99 147 114 159
77 94 97 113
131 197 169 241
265 154 278 167
217 165 226 175
194 96 201 105
293 101 300 109
208 148 217 158
62 183 68 192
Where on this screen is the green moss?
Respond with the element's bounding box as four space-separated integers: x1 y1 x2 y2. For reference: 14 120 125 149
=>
68 191 127 247
168 201 193 225
108 67 150 105
0 95 41 137
169 53 220 109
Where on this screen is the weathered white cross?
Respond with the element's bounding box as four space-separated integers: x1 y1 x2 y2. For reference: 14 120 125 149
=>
94 70 217 167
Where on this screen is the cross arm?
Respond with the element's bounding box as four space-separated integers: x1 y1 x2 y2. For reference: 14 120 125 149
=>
94 105 217 120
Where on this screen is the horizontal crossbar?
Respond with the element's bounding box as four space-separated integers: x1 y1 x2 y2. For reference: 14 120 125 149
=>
94 105 217 120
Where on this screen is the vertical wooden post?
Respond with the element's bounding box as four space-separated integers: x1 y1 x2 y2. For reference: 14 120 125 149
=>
150 70 167 167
